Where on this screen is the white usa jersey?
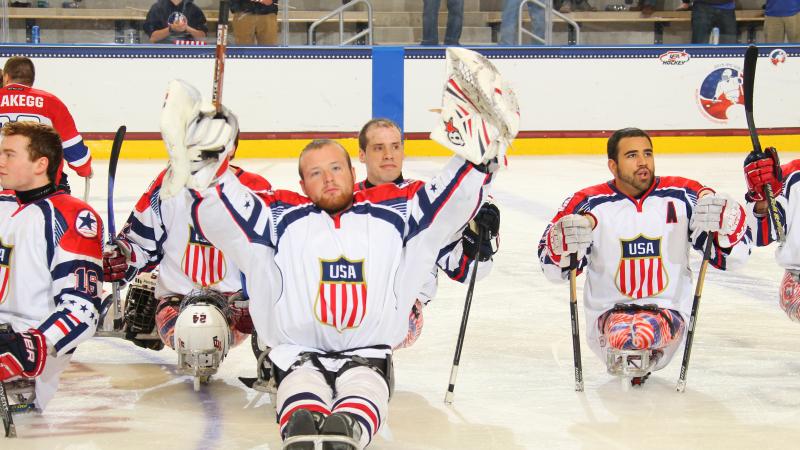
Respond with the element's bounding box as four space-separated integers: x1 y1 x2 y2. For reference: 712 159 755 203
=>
539 177 752 361
354 179 493 305
198 157 492 371
117 166 271 298
0 189 103 408
749 160 800 269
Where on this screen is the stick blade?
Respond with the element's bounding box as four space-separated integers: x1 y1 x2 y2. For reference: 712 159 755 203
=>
743 45 758 113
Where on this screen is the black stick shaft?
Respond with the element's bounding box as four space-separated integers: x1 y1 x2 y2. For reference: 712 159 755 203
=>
743 45 785 242
676 237 713 392
0 382 15 438
569 253 583 391
444 231 484 404
105 126 126 330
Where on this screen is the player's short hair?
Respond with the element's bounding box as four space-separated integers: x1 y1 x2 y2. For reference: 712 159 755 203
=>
3 56 35 86
358 118 402 151
298 139 352 179
607 128 652 161
1 121 62 183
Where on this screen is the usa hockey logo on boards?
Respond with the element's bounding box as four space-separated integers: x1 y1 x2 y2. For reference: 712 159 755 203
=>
696 65 744 123
0 240 11 304
658 50 690 66
770 48 787 66
315 256 367 332
181 225 226 287
615 235 668 299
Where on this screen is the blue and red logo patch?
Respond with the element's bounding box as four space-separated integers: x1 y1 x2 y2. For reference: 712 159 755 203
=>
315 256 367 332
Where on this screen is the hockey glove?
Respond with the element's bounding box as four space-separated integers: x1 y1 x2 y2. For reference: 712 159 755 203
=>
0 328 47 382
430 48 519 166
744 147 782 202
691 193 746 248
462 202 500 262
103 240 133 282
546 214 593 268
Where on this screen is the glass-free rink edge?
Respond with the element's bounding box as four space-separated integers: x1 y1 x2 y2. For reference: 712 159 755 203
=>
8 154 800 450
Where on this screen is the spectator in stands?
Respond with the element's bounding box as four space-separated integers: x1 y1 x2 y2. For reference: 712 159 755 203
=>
763 0 800 42
231 0 279 45
557 0 595 13
422 0 463 45
144 0 208 44
689 0 737 43
630 0 656 17
500 0 545 44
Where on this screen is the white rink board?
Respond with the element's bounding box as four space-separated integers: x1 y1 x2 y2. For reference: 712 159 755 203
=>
5 46 800 135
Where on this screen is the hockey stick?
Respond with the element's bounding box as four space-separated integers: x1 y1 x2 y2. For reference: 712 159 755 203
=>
444 231 484 404
568 253 584 392
212 0 230 116
0 381 15 438
83 173 91 203
743 45 785 242
99 126 127 332
676 236 713 393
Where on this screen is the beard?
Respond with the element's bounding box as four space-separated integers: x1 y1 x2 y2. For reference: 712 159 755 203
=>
317 190 353 214
619 170 654 197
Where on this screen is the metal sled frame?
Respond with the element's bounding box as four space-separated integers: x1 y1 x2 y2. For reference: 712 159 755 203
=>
282 434 361 450
251 350 277 399
177 348 222 391
1 380 36 438
606 348 660 378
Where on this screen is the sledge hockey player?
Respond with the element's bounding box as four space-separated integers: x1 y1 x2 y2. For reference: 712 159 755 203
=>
0 57 92 194
742 147 800 321
0 122 103 435
539 127 752 386
355 117 500 348
163 47 517 449
102 85 271 388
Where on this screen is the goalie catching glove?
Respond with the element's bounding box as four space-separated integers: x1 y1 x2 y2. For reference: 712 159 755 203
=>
545 214 593 268
690 193 746 248
430 47 520 167
160 79 239 198
0 327 47 382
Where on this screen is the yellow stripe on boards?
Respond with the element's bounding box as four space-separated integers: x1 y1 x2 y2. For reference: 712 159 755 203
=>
85 135 800 159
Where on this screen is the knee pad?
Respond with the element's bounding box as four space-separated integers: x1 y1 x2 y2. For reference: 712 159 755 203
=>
599 304 684 351
780 271 800 322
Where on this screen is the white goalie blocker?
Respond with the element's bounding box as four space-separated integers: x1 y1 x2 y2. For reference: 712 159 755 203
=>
173 290 232 391
430 47 520 166
159 79 239 199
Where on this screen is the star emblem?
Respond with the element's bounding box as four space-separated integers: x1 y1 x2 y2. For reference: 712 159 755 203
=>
430 184 438 193
244 199 251 209
80 305 88 312
78 213 96 230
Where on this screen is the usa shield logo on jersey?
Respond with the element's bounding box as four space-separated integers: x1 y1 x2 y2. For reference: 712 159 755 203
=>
181 225 226 287
0 240 11 304
615 235 668 299
315 257 367 332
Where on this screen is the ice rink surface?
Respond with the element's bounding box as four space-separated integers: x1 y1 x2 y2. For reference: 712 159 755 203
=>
7 153 800 450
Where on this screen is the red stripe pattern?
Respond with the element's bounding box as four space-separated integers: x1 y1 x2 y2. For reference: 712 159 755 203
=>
602 309 683 350
315 257 367 332
615 235 668 299
181 225 226 287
